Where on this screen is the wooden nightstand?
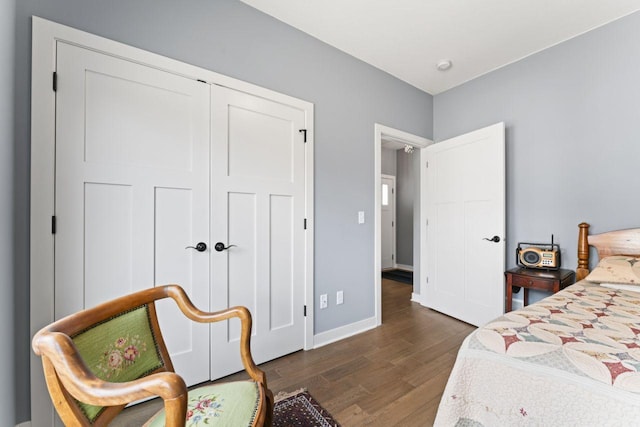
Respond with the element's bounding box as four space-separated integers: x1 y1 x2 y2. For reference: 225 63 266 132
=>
504 267 575 312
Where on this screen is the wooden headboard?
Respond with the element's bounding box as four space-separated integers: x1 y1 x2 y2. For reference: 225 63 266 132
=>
576 222 640 281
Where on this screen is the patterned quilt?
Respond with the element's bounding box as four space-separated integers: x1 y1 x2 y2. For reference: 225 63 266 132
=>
435 281 640 426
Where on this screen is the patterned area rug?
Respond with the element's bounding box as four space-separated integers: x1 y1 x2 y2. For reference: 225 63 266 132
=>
274 389 340 427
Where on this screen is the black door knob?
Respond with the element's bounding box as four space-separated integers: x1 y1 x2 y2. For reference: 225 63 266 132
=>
482 236 501 243
214 242 237 252
185 242 207 252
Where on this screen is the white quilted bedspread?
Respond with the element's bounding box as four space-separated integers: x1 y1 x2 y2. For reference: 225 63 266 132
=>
435 281 640 426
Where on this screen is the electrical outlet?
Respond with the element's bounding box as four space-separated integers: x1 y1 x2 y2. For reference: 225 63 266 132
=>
336 290 344 305
320 294 328 309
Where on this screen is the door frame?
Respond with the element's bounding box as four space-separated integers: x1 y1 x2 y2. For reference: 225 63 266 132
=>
374 124 431 326
380 174 396 270
30 17 315 426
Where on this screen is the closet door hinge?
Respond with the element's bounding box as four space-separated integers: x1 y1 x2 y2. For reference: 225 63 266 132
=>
299 129 307 143
304 218 307 230
51 216 57 234
304 305 307 317
52 72 57 92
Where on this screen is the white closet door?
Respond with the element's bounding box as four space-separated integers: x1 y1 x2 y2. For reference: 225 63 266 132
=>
54 42 211 385
210 85 306 379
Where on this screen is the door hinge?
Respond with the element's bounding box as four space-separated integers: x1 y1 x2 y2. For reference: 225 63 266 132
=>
426 276 429 284
426 161 429 168
52 72 57 92
51 216 57 234
392 254 394 260
304 218 307 230
392 221 394 227
304 305 307 316
299 129 307 143
392 188 394 194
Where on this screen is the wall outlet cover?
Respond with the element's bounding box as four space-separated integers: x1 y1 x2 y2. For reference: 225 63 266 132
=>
320 293 328 309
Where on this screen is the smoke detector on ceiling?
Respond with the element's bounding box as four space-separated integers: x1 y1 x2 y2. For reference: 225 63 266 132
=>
436 59 452 71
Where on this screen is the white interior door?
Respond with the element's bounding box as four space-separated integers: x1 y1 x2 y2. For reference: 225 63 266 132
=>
424 122 505 327
210 85 306 378
54 42 211 386
381 175 396 270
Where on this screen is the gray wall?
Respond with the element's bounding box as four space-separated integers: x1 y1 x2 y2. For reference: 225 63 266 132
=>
1 0 15 424
381 147 397 176
396 150 416 266
434 12 640 302
14 0 433 421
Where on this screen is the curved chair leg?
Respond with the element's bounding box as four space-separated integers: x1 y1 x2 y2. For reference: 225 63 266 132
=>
265 389 274 427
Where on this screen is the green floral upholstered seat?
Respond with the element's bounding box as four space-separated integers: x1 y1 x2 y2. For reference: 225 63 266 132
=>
146 381 262 426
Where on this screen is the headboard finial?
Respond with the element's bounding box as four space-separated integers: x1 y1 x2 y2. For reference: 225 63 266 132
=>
577 223 590 281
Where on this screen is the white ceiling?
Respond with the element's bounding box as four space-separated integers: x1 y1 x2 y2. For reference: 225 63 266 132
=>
239 0 640 95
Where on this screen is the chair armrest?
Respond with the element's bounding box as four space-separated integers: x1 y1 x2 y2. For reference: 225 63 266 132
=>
164 285 268 386
33 331 187 408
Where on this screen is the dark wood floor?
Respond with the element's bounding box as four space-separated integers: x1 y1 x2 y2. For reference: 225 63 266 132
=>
114 279 475 426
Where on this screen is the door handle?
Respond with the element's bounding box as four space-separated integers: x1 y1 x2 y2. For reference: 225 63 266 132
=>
214 242 237 252
482 236 500 243
185 242 207 252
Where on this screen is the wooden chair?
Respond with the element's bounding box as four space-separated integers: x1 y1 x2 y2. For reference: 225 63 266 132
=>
32 285 273 426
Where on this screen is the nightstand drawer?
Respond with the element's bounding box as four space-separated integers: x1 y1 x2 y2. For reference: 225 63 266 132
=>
511 274 552 291
505 267 575 313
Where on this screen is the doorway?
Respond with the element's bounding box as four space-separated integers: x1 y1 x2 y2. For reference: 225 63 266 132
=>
374 124 432 326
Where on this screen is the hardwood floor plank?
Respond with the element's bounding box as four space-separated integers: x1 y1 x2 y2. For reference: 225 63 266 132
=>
397 393 444 427
318 384 372 416
402 351 457 387
334 404 370 425
356 378 416 416
359 371 451 425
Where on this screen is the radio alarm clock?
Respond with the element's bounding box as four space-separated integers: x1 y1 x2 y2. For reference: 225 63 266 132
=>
516 235 561 270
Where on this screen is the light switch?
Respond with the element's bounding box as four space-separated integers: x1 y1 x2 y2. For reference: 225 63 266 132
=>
358 211 365 224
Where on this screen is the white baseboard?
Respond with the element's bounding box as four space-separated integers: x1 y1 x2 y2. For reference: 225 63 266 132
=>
395 264 413 271
16 422 31 427
411 292 421 303
313 316 378 349
511 298 524 311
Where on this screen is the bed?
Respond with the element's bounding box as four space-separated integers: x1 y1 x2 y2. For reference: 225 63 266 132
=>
435 223 640 426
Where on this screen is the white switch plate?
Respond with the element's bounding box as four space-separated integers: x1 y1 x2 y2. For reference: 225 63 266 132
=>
336 290 344 305
320 294 328 309
358 211 365 224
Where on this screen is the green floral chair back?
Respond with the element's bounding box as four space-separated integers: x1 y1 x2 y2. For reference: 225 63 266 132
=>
71 305 165 423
